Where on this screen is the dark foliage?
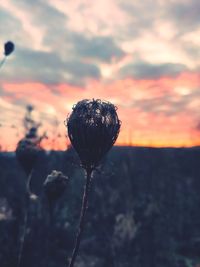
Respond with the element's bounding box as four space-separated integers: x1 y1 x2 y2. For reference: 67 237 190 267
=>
0 147 200 267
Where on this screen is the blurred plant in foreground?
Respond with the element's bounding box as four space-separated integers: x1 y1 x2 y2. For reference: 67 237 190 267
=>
43 170 69 266
65 99 121 267
16 138 41 177
43 170 69 207
15 127 43 267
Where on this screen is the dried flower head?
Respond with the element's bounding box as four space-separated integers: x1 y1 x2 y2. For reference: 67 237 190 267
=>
65 99 121 171
16 138 41 175
43 170 68 202
4 41 15 56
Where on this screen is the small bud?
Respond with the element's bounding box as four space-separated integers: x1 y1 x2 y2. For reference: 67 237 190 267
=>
25 127 37 139
4 41 15 56
43 170 68 202
65 99 121 170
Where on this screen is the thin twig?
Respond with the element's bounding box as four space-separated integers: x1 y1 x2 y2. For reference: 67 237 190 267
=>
17 169 33 267
0 56 6 69
68 169 92 267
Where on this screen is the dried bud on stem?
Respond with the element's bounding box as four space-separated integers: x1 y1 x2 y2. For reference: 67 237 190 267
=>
0 41 15 69
16 138 42 176
65 99 121 171
43 171 68 267
4 41 15 56
16 137 42 267
65 99 121 267
43 170 68 202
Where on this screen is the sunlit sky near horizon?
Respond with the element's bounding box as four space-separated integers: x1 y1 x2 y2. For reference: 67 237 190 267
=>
0 0 200 151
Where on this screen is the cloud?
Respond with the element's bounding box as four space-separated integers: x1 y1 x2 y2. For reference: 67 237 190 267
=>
120 0 200 35
168 0 200 33
0 9 32 52
132 91 198 117
1 47 101 85
48 0 129 36
9 0 126 64
69 33 125 63
117 0 200 70
44 29 125 63
0 9 22 37
119 61 188 79
119 1 160 34
14 0 68 48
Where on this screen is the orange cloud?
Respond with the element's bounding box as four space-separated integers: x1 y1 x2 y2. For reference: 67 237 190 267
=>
1 70 200 151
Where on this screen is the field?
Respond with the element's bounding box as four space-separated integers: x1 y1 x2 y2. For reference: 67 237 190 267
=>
0 146 200 267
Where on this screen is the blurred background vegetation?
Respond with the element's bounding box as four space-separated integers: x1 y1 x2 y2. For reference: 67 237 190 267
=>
0 144 200 267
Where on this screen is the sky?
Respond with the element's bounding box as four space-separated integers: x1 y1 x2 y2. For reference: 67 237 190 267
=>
0 0 200 150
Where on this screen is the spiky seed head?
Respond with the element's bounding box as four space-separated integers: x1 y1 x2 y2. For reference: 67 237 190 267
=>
15 138 42 175
4 41 15 56
43 170 68 202
65 99 121 171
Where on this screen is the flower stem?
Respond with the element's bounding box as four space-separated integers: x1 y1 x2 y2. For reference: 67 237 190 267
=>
17 169 33 267
68 169 92 267
46 199 54 267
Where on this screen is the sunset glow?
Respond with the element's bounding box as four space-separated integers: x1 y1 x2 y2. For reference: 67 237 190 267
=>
0 0 200 150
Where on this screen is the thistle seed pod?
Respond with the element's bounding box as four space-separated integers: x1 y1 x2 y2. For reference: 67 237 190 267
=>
16 138 41 175
4 41 15 56
43 170 68 202
65 99 121 171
